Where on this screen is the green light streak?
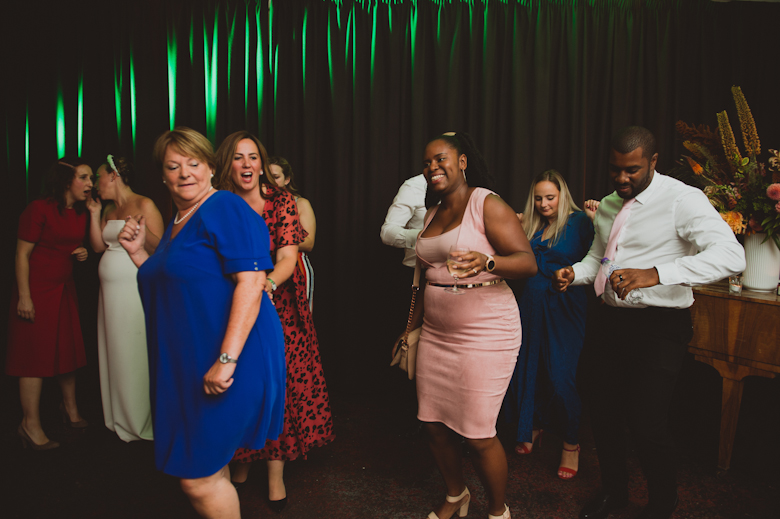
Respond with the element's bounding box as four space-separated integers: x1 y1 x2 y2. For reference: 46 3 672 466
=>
189 14 194 63
388 3 392 33
228 11 236 97
256 3 264 125
130 50 137 154
327 11 335 94
352 4 356 90
77 70 84 156
302 8 308 99
483 3 488 58
245 5 250 118
167 23 178 130
114 57 123 141
410 4 418 71
370 5 377 86
268 0 274 77
273 44 279 115
345 7 352 69
437 5 442 42
25 109 30 201
56 79 65 158
203 10 219 144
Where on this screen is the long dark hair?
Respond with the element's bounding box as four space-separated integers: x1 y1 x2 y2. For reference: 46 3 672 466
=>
44 156 89 214
424 132 495 208
214 131 273 194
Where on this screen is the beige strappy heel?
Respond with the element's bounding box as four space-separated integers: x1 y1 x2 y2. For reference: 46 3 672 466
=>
487 504 510 519
428 486 470 518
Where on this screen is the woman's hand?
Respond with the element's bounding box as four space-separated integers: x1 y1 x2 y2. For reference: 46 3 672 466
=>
71 247 88 262
17 296 34 322
448 250 488 279
118 216 150 268
583 200 600 221
264 277 275 301
85 193 102 216
203 360 236 395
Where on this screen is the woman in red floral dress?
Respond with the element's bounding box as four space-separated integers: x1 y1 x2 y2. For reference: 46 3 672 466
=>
215 131 334 512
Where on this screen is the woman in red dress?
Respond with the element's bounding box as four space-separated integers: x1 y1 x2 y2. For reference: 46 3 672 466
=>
215 132 334 512
7 158 93 450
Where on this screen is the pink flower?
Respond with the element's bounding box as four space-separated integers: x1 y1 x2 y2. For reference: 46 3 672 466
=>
768 183 780 201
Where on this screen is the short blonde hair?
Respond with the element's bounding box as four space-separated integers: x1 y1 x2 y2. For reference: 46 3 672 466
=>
153 127 216 173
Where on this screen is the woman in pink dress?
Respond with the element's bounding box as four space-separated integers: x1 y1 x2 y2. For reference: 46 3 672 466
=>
7 158 93 450
395 133 536 519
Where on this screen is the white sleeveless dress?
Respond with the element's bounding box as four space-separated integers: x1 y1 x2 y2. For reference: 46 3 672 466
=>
97 220 153 441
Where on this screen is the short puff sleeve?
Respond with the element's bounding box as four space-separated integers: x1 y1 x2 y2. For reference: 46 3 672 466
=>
201 191 274 275
262 185 307 250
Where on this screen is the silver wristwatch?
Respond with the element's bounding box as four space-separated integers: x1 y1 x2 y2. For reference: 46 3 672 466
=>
219 353 238 364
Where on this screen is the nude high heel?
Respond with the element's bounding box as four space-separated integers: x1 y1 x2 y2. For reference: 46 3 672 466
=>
428 486 470 519
488 504 510 519
17 424 60 451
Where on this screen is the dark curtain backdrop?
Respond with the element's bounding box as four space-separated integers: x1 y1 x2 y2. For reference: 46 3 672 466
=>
1 0 779 396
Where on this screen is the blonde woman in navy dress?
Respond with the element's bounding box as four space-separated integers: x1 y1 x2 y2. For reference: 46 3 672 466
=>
118 128 285 519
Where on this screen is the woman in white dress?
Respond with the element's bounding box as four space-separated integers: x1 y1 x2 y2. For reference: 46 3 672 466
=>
86 155 164 442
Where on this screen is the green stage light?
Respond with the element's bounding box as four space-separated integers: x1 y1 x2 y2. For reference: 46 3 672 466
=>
56 80 65 158
130 51 137 154
204 10 219 144
245 6 250 118
371 5 377 86
327 11 335 94
228 11 236 97
25 108 30 201
167 23 178 130
303 8 308 99
114 57 123 141
78 71 84 156
256 4 264 124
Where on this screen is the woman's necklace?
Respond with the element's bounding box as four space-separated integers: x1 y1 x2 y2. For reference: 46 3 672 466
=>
174 186 213 224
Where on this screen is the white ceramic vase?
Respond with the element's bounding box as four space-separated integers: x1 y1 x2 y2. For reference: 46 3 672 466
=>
742 233 780 291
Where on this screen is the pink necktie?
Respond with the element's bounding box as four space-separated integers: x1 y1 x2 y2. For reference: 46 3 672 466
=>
594 198 636 296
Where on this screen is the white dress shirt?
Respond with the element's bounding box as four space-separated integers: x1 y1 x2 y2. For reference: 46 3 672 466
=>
380 174 428 267
572 173 746 308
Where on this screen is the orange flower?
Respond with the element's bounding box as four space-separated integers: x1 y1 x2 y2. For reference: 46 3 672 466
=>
685 156 704 175
721 211 746 234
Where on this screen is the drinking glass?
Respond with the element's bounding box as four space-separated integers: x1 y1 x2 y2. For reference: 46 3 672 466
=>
729 274 743 295
446 246 471 294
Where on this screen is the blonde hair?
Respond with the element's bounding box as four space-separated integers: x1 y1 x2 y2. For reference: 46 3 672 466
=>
153 127 216 174
521 169 581 246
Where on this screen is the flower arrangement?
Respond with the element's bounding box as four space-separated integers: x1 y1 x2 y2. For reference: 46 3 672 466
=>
673 86 780 250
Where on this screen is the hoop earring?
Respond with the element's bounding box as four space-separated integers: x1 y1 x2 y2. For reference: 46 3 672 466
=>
462 168 467 182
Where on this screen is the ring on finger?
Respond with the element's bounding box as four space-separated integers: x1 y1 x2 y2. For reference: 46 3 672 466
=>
618 274 623 281
472 268 478 274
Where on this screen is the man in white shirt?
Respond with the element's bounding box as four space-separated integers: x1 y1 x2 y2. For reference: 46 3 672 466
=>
554 127 745 519
380 174 427 267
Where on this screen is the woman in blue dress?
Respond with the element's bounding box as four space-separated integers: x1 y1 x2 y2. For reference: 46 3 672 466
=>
118 127 285 518
510 170 594 480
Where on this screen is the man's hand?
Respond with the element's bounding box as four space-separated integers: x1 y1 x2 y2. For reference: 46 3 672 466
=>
610 267 660 300
553 266 575 292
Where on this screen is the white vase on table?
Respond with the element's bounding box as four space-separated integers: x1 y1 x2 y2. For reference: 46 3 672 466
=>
742 233 780 291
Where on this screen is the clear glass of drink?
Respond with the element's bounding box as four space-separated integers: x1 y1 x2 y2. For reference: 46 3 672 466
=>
445 246 471 294
729 274 743 295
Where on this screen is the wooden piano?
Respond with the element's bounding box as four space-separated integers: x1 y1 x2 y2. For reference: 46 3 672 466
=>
688 282 780 472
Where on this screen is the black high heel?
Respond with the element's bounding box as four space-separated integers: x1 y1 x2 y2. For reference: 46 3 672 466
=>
59 403 88 429
267 496 287 513
18 425 60 451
